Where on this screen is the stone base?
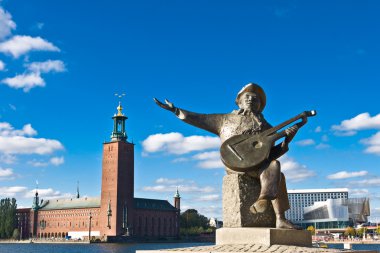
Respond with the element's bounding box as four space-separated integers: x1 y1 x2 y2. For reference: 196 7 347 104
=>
136 243 376 253
223 174 275 227
216 227 312 247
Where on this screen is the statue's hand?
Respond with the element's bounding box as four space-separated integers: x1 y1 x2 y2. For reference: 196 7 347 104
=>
153 98 177 113
285 125 299 143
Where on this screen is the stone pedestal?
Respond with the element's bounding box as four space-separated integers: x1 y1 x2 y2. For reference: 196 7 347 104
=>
223 174 275 227
216 227 312 247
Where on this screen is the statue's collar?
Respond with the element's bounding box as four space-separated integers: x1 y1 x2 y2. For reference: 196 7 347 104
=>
233 109 258 116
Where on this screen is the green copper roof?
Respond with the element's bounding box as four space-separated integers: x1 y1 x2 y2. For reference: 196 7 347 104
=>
40 197 101 210
134 198 177 211
35 197 176 211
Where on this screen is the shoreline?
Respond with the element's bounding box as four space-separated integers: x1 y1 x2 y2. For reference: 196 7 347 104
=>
325 241 380 245
0 239 213 244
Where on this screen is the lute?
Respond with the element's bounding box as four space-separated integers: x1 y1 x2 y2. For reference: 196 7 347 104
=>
220 110 317 172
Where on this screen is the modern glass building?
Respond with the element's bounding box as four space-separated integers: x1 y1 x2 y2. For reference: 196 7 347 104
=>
285 188 349 222
301 198 370 229
286 188 370 229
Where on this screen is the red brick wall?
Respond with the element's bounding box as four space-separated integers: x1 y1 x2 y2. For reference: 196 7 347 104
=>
133 209 179 238
100 141 134 237
30 207 101 238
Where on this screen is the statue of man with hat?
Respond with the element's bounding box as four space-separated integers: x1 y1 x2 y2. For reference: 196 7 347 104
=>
154 83 300 229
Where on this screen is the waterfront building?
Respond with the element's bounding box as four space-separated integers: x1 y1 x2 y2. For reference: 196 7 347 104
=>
301 198 370 229
16 103 180 241
285 188 349 223
286 188 370 230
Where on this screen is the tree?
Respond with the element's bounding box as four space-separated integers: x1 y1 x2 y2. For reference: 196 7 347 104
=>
0 198 17 239
376 226 380 235
12 228 20 240
180 209 209 229
344 226 356 237
306 225 316 235
356 227 367 238
179 209 210 236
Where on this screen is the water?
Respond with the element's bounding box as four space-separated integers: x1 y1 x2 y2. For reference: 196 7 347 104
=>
328 243 380 252
0 242 212 253
1 242 379 253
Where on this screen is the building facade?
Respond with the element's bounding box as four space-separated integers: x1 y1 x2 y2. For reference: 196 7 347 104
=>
16 103 180 241
285 188 349 223
285 188 370 230
302 198 370 229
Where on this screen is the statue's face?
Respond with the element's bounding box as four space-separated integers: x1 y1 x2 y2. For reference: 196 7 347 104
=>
238 92 261 112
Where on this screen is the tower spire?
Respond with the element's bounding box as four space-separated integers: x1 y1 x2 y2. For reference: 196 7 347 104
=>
76 181 80 199
32 180 40 210
111 94 128 142
174 186 181 210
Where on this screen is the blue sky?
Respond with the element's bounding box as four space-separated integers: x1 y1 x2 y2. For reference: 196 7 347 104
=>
0 0 379 221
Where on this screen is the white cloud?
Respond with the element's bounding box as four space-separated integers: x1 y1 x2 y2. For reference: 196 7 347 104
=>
0 167 13 177
0 136 63 155
142 181 215 194
27 60 66 73
350 178 380 187
0 122 37 136
0 123 61 156
0 154 16 164
0 60 5 70
155 178 184 185
0 186 27 197
24 188 71 199
295 139 315 146
192 151 220 160
50 156 64 166
2 72 45 92
28 159 48 167
315 126 322 133
332 113 380 135
195 194 220 202
327 170 368 180
172 157 189 163
279 156 316 182
0 35 59 58
192 151 224 169
195 205 222 219
142 132 220 155
349 189 369 196
196 159 224 169
316 143 330 149
361 131 380 155
0 7 16 40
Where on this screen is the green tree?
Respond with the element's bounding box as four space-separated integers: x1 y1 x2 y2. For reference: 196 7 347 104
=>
306 225 316 235
12 228 20 240
344 226 356 237
376 226 380 235
0 198 17 239
356 227 367 238
180 209 210 236
180 209 209 229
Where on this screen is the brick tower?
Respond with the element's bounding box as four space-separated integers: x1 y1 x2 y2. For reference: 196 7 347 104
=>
100 102 134 238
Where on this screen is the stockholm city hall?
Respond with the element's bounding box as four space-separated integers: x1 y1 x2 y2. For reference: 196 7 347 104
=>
16 103 181 241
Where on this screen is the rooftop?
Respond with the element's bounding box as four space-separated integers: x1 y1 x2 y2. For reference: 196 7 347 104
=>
134 198 177 211
288 188 349 194
40 197 101 210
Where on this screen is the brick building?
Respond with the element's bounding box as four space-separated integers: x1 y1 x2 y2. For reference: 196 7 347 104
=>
16 103 180 241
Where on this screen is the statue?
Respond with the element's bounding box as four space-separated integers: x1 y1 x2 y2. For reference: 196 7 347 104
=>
154 83 316 230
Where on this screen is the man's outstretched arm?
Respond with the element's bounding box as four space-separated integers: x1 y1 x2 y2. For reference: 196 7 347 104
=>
154 98 224 136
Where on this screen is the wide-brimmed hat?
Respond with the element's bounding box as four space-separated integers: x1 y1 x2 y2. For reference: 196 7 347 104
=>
235 83 266 112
